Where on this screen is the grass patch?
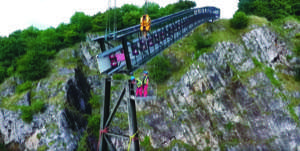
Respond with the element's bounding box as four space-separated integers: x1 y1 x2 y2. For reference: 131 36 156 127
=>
37 145 48 151
277 72 300 92
252 57 263 68
265 67 281 87
248 16 268 26
16 81 33 94
0 91 28 110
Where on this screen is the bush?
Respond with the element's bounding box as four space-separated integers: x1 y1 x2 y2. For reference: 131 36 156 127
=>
193 34 213 50
16 81 32 93
20 106 33 123
148 55 171 83
230 11 249 29
20 100 45 123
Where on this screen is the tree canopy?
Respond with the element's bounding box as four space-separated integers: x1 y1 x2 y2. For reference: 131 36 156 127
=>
238 0 298 21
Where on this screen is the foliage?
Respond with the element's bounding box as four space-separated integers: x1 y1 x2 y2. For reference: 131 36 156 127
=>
148 55 171 83
238 0 296 21
230 11 249 29
193 34 213 59
16 50 54 81
20 100 45 123
70 12 92 33
20 106 33 123
16 81 32 93
87 114 101 137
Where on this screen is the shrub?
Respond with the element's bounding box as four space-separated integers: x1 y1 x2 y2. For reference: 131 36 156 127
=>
20 106 33 123
20 100 45 123
16 81 32 93
230 11 249 29
148 55 171 83
193 34 213 50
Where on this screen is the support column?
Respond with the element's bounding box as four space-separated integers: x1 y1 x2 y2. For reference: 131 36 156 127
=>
122 38 132 73
99 78 111 151
127 80 140 151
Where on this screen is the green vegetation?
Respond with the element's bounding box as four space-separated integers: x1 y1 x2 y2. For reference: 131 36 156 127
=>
287 98 300 125
16 81 33 93
37 145 48 151
193 34 213 59
87 114 101 137
16 50 55 81
238 0 298 21
89 92 101 109
264 67 281 87
0 143 6 151
225 122 235 131
252 57 263 68
230 11 249 29
148 55 172 83
77 131 89 151
20 100 45 123
140 136 196 151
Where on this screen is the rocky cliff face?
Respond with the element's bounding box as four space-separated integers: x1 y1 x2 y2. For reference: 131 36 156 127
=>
0 67 91 151
133 25 300 150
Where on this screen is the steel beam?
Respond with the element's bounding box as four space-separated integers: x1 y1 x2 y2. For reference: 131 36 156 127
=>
127 80 140 151
99 78 111 151
122 37 132 73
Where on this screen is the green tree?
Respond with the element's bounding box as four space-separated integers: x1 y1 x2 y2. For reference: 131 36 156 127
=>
230 11 249 29
70 12 93 33
122 10 142 27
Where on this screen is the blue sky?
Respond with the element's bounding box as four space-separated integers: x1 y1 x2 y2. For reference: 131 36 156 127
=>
0 0 238 37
